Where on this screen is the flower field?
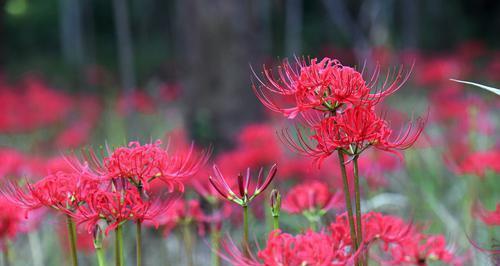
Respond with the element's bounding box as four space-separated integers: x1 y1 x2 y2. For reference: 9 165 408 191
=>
0 1 499 265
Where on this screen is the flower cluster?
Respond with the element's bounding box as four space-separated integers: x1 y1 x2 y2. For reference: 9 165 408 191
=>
256 57 426 166
2 139 208 240
221 212 464 266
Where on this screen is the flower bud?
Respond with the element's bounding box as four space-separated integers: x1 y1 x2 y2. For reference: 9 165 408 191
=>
270 189 281 217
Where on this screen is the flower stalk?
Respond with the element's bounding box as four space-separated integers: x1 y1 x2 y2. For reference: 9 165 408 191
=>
210 223 221 266
66 214 79 266
94 225 107 266
352 155 365 265
242 205 249 255
115 225 124 266
3 240 10 266
182 221 194 266
136 221 142 266
337 151 359 253
96 246 107 266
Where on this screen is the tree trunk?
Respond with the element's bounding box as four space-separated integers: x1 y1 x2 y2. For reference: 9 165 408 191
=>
174 0 269 148
112 0 136 113
0 0 6 66
285 0 302 57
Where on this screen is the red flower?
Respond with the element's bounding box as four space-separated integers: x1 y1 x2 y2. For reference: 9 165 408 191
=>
0 196 26 244
220 211 463 265
473 202 500 226
221 228 360 266
253 57 411 119
152 199 207 236
282 181 343 215
2 171 99 213
458 150 500 177
209 164 277 206
281 105 425 166
69 140 210 192
386 234 463 266
357 150 400 189
74 185 179 235
257 230 341 265
360 212 414 246
55 123 92 149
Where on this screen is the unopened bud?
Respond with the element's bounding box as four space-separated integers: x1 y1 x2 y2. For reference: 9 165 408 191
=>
270 189 281 217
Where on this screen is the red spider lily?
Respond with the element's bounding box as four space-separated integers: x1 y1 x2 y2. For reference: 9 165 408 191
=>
73 185 180 235
473 202 500 226
152 199 207 236
0 196 27 245
360 212 415 248
0 148 47 178
385 234 464 266
282 181 343 215
0 148 30 178
214 124 282 182
354 212 464 265
220 228 363 266
252 57 411 119
357 150 400 189
458 150 500 178
55 123 92 149
68 140 210 192
0 75 73 133
1 171 99 213
209 164 277 206
189 167 222 201
280 105 426 166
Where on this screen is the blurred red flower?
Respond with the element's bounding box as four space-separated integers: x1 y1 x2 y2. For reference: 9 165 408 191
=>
282 181 343 215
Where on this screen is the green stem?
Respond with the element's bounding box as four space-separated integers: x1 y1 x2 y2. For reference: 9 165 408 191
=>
337 151 359 253
272 215 279 231
242 205 249 256
136 221 142 266
353 156 364 265
210 224 221 266
182 222 194 266
309 219 317 231
66 214 79 266
115 225 124 266
3 240 10 266
96 246 107 266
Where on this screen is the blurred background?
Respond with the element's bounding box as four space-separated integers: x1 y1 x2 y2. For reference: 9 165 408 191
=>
0 0 499 265
1 0 499 146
